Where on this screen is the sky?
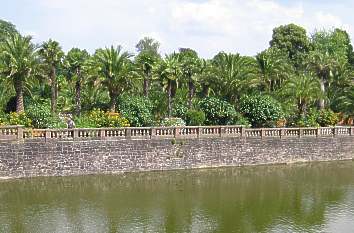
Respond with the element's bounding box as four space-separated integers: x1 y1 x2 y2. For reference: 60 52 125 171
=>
1 0 353 58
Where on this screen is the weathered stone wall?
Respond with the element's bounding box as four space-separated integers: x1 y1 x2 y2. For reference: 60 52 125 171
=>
0 136 353 178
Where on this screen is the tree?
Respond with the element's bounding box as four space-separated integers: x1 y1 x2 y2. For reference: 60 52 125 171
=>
212 52 259 103
281 74 322 115
0 34 38 112
270 24 311 67
64 48 90 116
178 48 201 108
196 59 217 97
135 37 160 97
308 29 351 109
92 46 134 112
155 53 181 117
0 19 18 43
239 95 284 127
256 47 293 92
38 39 64 114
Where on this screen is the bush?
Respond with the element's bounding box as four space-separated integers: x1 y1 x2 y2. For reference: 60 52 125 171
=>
199 97 238 125
75 109 130 128
239 95 284 127
233 112 251 126
26 102 65 129
118 95 153 127
0 112 6 126
317 109 339 127
186 110 205 126
287 109 319 127
160 118 186 127
7 112 32 127
172 102 188 119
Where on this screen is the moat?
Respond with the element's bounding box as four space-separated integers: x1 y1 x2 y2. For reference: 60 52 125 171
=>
1 161 354 233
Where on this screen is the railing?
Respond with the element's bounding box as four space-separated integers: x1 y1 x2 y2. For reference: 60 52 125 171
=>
1 125 354 141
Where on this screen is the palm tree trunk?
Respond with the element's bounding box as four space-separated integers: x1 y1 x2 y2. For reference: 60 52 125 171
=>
143 70 150 97
188 78 195 109
50 66 57 114
75 80 81 116
109 91 118 112
201 84 209 97
319 77 325 110
298 99 307 117
167 79 172 118
14 77 24 113
75 67 81 116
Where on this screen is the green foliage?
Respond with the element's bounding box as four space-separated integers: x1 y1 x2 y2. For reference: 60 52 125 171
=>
233 112 251 126
270 24 311 66
26 102 65 129
172 103 188 119
0 33 38 112
118 95 153 127
160 118 186 127
0 112 6 126
211 52 259 102
0 19 18 43
75 109 130 128
185 110 205 126
0 19 354 128
91 46 135 112
289 111 320 128
317 109 339 127
199 97 238 125
287 109 338 127
240 95 284 127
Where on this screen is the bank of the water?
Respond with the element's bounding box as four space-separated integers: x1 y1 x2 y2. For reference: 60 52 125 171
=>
1 133 354 179
1 161 354 233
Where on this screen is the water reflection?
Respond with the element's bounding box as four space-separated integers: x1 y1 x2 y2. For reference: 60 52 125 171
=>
0 161 354 233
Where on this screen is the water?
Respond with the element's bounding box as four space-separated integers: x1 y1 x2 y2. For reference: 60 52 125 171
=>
1 161 354 233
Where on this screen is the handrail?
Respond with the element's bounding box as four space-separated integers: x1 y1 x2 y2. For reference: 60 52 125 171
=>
0 125 353 141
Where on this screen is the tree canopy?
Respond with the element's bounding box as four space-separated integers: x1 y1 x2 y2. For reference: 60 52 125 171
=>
0 20 353 128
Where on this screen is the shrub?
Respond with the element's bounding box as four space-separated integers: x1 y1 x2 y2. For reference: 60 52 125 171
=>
105 112 130 127
7 112 32 127
160 118 186 127
26 102 65 129
233 112 251 126
0 112 6 126
239 95 284 127
75 109 130 128
186 110 205 126
118 95 153 127
287 109 320 127
317 109 339 127
199 97 238 125
172 102 188 119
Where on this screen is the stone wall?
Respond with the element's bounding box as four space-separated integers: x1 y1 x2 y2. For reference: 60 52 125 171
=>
0 136 353 179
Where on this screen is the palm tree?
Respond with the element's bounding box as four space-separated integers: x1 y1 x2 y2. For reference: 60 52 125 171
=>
307 50 338 110
212 52 259 103
282 73 322 115
196 59 217 97
38 39 64 114
0 34 38 112
64 48 90 116
92 46 134 112
179 48 201 108
256 48 293 92
135 37 160 97
135 51 159 97
155 53 181 117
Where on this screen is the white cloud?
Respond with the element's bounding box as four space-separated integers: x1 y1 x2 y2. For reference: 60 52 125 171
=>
15 0 354 57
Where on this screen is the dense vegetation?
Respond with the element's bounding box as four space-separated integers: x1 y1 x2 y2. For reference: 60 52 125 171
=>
0 20 353 128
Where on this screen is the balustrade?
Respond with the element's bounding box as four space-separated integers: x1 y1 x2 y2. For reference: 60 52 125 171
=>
1 125 353 141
